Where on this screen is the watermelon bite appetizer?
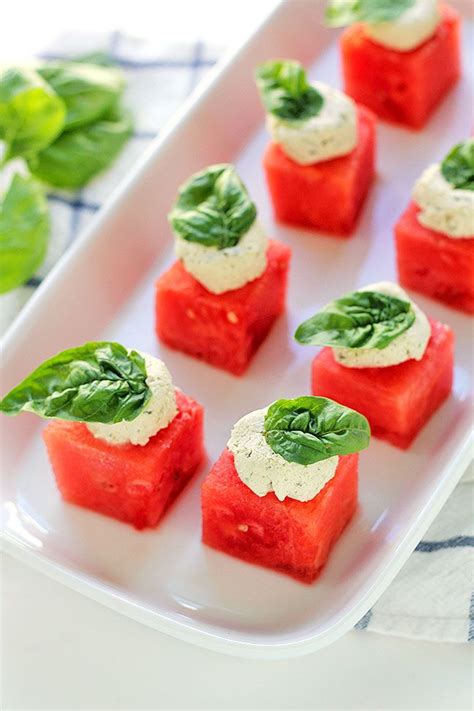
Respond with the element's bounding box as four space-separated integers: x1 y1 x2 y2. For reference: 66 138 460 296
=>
0 342 204 529
255 59 376 236
295 282 454 449
201 396 370 583
155 164 290 376
326 0 461 129
395 138 474 314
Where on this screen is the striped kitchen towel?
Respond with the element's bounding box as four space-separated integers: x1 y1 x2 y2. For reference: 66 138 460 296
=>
356 464 474 643
1 31 472 644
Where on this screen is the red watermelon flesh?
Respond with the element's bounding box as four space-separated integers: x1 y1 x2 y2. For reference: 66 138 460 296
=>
201 449 358 584
155 240 291 376
311 319 454 449
263 106 376 236
43 390 204 529
395 201 474 315
340 4 461 129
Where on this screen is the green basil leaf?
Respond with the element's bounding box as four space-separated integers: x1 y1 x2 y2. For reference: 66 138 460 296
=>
0 67 66 161
264 396 370 465
255 60 324 122
295 290 415 349
28 105 132 189
325 0 415 27
169 164 257 250
0 174 50 293
38 62 125 131
440 138 474 191
0 342 151 423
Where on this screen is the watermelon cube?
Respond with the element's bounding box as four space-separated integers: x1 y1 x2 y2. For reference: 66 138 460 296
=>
201 448 358 584
311 319 454 449
340 4 461 129
155 241 291 376
43 390 204 529
395 201 474 315
263 106 376 236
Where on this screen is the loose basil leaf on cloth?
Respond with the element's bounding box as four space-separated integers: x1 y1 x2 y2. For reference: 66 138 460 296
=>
325 0 415 27
264 396 370 465
38 62 125 131
0 67 65 161
0 174 50 293
255 59 324 122
28 105 133 189
169 164 257 250
441 138 474 191
295 290 415 349
0 342 151 423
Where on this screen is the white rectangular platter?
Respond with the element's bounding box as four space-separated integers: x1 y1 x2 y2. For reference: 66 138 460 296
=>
1 0 473 659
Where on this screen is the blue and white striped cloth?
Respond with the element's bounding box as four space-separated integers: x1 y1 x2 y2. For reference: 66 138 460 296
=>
2 31 472 643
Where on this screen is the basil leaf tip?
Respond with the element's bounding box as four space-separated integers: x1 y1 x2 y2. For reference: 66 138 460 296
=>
295 290 415 350
440 138 474 192
255 59 324 122
325 0 415 28
169 163 257 250
264 396 370 465
0 342 151 424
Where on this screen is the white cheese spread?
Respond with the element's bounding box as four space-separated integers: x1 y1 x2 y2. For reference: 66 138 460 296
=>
266 81 357 165
333 282 431 368
175 219 268 294
87 354 178 446
228 408 339 502
412 163 474 239
364 0 440 52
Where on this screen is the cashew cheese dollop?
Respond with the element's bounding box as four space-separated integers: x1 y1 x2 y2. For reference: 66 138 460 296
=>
227 408 339 502
412 163 474 239
363 0 440 52
175 219 268 295
266 81 357 165
87 354 178 446
333 282 431 369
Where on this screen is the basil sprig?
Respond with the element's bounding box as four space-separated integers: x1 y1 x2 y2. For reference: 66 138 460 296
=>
295 290 415 350
0 174 50 294
440 139 474 192
0 342 151 424
264 396 370 465
255 60 324 122
169 164 257 250
325 0 415 27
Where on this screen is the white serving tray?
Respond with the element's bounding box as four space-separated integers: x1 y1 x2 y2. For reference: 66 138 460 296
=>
1 0 473 659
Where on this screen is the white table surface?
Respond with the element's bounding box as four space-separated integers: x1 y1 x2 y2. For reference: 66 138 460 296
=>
2 553 472 710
